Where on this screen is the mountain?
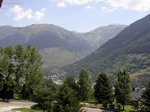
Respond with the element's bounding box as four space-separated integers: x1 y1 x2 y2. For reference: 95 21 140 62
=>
77 24 127 49
0 24 126 51
64 14 150 83
0 24 125 68
0 24 91 52
41 47 89 68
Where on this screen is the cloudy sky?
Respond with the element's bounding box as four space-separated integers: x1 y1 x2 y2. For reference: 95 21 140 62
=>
0 0 150 32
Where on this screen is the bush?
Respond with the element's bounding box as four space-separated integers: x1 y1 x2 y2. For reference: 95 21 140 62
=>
116 103 122 110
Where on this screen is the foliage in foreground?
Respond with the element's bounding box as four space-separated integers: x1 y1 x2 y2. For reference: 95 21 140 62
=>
55 81 81 112
115 70 132 110
32 79 59 111
78 69 92 103
0 44 148 112
94 72 114 104
0 45 43 101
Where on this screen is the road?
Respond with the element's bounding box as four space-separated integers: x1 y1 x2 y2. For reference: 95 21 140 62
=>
0 101 113 112
0 101 35 112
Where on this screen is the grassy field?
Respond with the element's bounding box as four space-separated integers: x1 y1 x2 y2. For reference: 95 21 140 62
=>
84 102 135 112
125 105 135 112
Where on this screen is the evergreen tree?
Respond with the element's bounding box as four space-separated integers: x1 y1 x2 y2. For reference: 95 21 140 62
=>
141 81 150 111
56 82 81 112
94 72 114 104
63 76 78 92
115 70 132 110
78 69 92 103
32 79 58 111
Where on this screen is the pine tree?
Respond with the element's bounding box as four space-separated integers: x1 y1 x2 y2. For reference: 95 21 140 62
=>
63 76 78 92
115 70 132 110
56 81 81 112
94 72 114 104
78 69 92 103
32 79 58 111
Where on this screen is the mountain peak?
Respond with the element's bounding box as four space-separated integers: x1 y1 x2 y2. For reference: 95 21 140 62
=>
77 24 127 48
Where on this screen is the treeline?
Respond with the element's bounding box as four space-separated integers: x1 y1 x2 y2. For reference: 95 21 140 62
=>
32 69 150 112
0 45 149 112
31 69 92 111
0 45 43 100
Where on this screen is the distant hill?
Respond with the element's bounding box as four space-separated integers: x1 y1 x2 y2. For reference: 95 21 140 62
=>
77 24 127 49
0 24 91 52
64 14 150 83
0 24 125 69
41 47 89 68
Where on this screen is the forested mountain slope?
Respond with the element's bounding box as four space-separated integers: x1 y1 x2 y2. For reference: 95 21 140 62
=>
64 14 150 82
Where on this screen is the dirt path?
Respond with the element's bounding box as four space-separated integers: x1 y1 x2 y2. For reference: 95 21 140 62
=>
0 101 113 112
0 101 35 112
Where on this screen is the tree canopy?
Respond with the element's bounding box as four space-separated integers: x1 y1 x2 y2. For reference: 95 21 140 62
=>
0 45 43 100
78 69 92 102
94 72 114 104
115 70 132 110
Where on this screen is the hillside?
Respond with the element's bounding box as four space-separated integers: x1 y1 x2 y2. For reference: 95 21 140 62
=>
40 47 89 67
64 14 150 82
0 24 91 52
77 24 126 49
0 24 125 69
0 24 126 50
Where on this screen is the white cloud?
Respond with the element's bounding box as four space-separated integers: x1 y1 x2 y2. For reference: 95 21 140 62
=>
97 0 150 11
57 2 67 8
50 0 93 7
10 5 46 21
62 0 93 5
85 5 92 9
49 0 150 11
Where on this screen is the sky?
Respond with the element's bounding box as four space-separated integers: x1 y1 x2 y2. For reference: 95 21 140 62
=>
0 0 150 32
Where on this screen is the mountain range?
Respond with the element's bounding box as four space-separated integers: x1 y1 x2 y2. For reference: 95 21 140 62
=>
0 24 91 51
64 14 150 85
0 24 126 68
